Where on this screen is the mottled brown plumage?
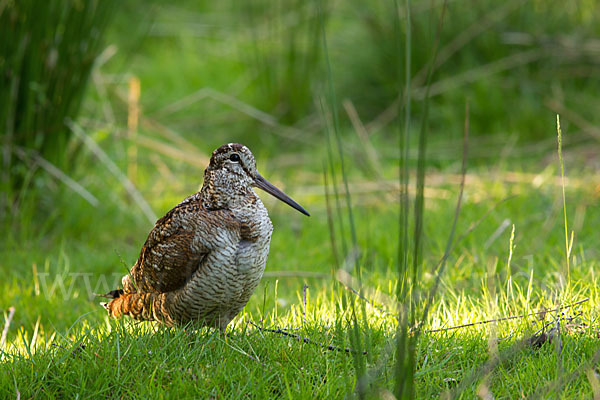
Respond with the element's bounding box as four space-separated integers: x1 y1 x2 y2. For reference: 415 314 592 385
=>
101 143 309 330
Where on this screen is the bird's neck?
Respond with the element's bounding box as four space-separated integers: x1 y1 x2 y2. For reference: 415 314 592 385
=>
200 171 255 211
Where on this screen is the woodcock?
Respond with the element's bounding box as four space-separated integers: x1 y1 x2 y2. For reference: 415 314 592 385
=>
101 143 309 331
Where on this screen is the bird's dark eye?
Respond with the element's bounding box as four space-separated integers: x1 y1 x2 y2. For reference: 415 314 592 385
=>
229 153 241 162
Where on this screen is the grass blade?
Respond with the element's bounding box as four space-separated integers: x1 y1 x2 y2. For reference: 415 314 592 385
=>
556 114 570 284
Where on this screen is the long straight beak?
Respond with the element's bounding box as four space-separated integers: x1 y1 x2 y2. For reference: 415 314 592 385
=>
254 173 310 216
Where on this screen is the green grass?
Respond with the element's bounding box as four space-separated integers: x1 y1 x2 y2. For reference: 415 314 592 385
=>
2 140 600 397
3 0 600 397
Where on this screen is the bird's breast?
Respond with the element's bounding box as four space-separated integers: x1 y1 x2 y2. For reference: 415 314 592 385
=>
234 214 273 275
167 200 274 326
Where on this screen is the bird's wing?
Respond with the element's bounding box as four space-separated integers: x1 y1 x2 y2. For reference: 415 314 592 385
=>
126 193 241 294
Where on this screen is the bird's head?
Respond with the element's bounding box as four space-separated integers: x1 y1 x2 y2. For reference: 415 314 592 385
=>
202 143 309 216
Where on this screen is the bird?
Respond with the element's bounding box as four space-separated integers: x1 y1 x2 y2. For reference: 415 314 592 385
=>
100 143 309 331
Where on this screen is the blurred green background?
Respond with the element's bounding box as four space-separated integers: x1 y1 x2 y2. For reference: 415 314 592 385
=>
3 0 600 208
2 0 600 327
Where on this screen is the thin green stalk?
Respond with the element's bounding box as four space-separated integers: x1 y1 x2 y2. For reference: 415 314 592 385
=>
320 96 348 260
394 0 413 397
319 5 359 274
323 163 341 272
318 0 369 394
556 114 570 284
412 0 449 290
397 2 449 398
402 0 412 298
419 99 468 335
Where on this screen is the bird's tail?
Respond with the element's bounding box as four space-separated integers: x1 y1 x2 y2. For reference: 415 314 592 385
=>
100 291 172 324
